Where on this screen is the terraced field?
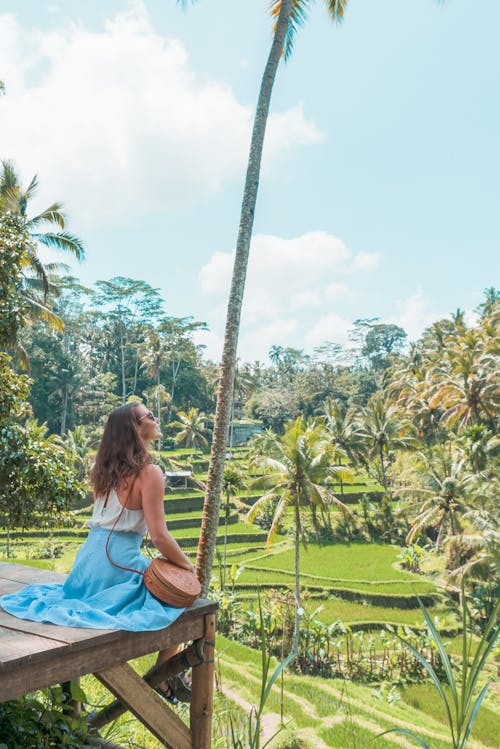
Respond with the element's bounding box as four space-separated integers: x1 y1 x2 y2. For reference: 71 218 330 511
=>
3 447 497 748
0 450 452 630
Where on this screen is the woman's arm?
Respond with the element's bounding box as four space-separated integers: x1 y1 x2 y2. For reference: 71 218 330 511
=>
140 464 195 573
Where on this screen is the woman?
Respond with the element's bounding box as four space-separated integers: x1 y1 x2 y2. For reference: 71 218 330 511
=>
0 402 195 703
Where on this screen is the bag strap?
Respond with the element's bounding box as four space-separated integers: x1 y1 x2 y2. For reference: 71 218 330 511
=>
105 474 145 577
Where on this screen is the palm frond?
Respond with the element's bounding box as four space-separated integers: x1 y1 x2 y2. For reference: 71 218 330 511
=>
247 489 282 523
251 472 288 491
14 342 30 371
270 0 308 61
0 185 21 213
325 1 349 23
267 496 288 547
24 253 50 297
34 231 85 260
27 202 66 229
0 159 18 191
24 296 64 333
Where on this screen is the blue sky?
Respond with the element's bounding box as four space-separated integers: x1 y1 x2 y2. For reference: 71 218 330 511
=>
1 0 498 361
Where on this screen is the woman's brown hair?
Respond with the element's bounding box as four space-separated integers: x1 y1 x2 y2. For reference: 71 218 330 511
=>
90 403 152 501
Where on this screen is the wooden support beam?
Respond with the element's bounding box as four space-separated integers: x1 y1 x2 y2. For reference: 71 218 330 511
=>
190 614 216 749
89 640 205 730
95 662 191 749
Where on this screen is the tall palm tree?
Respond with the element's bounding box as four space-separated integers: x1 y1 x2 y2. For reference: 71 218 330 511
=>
140 329 166 443
192 0 350 595
248 416 351 652
355 393 417 488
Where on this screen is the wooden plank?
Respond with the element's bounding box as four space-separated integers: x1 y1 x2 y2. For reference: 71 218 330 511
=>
95 662 192 749
0 626 64 658
0 599 215 669
190 613 216 749
0 563 66 585
0 579 30 596
0 608 114 645
0 562 217 707
0 613 208 702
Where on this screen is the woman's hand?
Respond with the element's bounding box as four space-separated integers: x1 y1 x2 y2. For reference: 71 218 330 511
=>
179 561 196 575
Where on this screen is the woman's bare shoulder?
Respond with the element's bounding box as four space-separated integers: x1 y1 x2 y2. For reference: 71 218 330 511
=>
138 463 165 485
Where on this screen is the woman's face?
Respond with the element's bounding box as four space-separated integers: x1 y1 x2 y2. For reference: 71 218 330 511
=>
135 405 162 443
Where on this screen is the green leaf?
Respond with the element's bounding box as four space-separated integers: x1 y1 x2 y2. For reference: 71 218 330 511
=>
394 631 455 738
69 681 86 703
261 650 297 714
376 728 430 748
461 682 491 748
417 594 458 711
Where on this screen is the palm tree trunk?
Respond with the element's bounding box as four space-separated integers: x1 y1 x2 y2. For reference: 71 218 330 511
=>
222 495 229 591
156 369 162 450
132 348 139 395
379 443 387 488
120 326 126 404
293 501 301 654
60 382 68 436
195 0 293 596
167 358 180 424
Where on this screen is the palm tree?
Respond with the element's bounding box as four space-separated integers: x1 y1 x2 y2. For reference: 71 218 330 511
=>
171 407 209 455
321 397 366 463
402 447 477 551
429 330 498 431
0 161 85 291
192 0 350 595
0 161 85 349
140 329 168 443
248 416 351 652
355 393 417 489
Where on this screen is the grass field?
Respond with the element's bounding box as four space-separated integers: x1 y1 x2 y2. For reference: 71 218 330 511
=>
71 634 498 749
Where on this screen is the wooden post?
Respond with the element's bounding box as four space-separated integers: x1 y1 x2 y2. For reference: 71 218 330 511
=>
61 679 81 718
190 613 216 749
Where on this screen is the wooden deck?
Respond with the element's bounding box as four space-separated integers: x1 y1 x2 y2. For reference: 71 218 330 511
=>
0 563 217 748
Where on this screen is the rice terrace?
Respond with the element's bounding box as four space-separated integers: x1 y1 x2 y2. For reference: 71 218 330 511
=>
0 1 498 748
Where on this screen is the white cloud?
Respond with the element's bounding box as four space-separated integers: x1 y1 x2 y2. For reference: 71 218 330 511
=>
388 288 441 341
199 230 380 359
305 313 351 348
192 328 224 362
0 4 321 228
240 318 300 362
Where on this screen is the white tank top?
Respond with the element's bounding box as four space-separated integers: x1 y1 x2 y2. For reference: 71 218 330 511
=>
87 489 148 536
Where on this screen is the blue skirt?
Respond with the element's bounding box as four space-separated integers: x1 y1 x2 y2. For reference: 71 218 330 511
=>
0 527 185 631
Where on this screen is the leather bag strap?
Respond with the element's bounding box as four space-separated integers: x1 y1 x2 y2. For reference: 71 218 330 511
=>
105 474 145 577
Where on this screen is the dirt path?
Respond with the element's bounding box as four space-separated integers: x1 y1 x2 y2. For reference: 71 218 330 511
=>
219 658 492 749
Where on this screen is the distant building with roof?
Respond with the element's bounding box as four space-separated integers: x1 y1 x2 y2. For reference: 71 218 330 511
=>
228 419 263 446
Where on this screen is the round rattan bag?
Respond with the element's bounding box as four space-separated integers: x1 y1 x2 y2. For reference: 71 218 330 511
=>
144 557 201 607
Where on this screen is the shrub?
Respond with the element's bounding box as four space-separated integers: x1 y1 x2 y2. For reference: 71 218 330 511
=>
0 684 94 749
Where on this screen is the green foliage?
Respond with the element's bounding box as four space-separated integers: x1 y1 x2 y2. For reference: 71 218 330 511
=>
0 419 86 533
0 685 94 748
398 543 426 573
0 352 31 421
0 213 32 346
379 581 500 748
